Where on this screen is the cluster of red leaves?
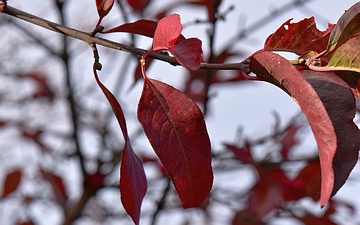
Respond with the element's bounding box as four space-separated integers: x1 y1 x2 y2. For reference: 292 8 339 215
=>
226 122 354 224
249 2 360 208
93 0 360 223
94 1 213 224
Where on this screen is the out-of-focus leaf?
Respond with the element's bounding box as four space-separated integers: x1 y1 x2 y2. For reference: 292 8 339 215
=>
328 2 360 50
187 0 222 21
40 169 68 206
249 51 337 207
1 170 21 198
126 0 150 12
93 67 146 225
224 143 253 163
279 124 300 159
264 17 334 55
137 77 213 208
152 14 182 51
296 160 321 201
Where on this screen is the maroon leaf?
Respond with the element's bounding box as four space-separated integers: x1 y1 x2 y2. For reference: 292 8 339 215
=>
301 70 360 199
40 169 68 206
126 0 150 12
102 19 157 37
1 170 21 198
152 14 182 51
279 124 300 159
170 38 203 70
95 0 114 19
137 77 213 208
120 141 147 225
249 50 336 206
93 67 146 224
224 143 253 164
264 17 334 55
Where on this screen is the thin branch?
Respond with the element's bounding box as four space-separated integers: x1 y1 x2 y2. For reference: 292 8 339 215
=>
0 4 250 73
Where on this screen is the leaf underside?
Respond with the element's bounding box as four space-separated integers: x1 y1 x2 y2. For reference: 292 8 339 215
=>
251 50 360 206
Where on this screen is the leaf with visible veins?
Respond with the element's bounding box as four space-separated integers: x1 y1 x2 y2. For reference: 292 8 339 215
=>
251 50 360 206
264 17 334 55
137 77 213 208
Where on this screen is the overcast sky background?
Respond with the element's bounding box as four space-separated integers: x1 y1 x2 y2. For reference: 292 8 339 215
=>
3 0 360 224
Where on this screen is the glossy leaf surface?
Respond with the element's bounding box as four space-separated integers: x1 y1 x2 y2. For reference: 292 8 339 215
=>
95 0 114 19
137 77 213 208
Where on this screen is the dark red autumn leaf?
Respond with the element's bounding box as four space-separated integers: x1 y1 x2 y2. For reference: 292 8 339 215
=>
18 72 54 102
137 77 213 208
264 17 334 55
296 160 321 201
224 143 253 164
120 141 147 225
301 70 360 199
102 19 157 37
187 0 222 21
152 14 182 51
279 124 300 159
95 0 114 19
328 2 360 51
249 51 337 207
40 169 68 206
127 0 150 12
93 67 146 224
1 170 21 198
170 38 203 70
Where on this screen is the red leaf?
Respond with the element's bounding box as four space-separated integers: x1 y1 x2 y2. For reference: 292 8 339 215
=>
40 169 68 206
152 14 182 51
296 161 321 201
264 17 334 55
102 19 157 37
187 0 222 21
301 70 360 199
224 143 253 164
120 141 147 225
249 51 337 207
170 38 203 70
95 0 114 19
93 67 146 224
127 0 150 12
1 170 21 198
137 77 213 208
279 124 300 159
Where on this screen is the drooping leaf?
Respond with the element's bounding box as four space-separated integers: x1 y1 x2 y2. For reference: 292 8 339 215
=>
137 77 213 208
301 70 360 199
264 17 334 55
152 14 182 51
95 0 114 19
249 51 337 206
126 0 150 12
328 2 360 50
120 141 147 225
93 67 146 224
170 38 203 70
1 170 21 198
40 169 68 206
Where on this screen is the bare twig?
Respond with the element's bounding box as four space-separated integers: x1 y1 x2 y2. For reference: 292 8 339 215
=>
0 4 250 73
